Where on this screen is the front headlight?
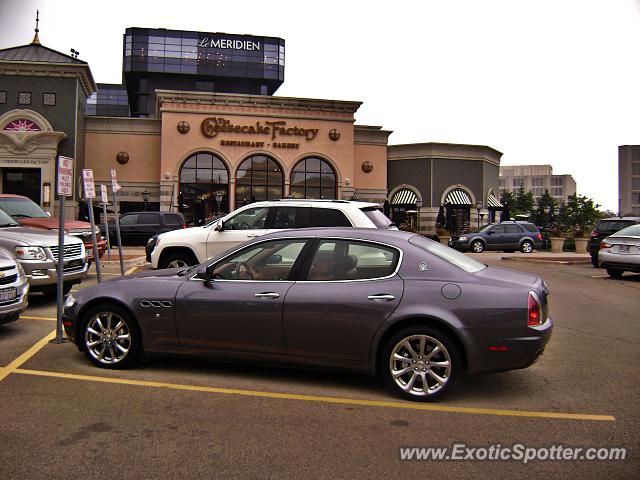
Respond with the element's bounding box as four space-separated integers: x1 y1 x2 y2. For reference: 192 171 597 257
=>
64 294 76 308
15 246 47 260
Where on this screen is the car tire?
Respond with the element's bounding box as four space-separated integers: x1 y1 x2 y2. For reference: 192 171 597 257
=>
380 325 462 402
81 304 141 369
470 240 485 253
159 251 197 269
606 268 624 279
520 240 534 254
591 255 600 268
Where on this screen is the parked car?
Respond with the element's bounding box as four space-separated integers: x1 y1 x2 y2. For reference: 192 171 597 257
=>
0 247 29 325
0 208 88 295
449 221 543 253
102 211 186 246
63 228 552 401
0 194 106 261
598 224 640 279
150 199 396 269
589 217 640 267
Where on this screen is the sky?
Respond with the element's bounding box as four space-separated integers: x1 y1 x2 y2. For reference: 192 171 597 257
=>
1 0 638 211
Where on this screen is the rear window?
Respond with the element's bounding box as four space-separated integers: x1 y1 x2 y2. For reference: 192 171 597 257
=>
361 207 394 229
612 225 640 237
409 235 487 273
164 214 183 226
596 220 634 232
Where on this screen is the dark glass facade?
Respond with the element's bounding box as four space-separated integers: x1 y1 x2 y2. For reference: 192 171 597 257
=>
86 83 131 117
290 158 337 200
178 152 229 225
235 155 283 209
123 28 285 117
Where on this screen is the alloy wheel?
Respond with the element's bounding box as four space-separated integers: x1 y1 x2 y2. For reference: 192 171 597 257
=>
85 311 132 365
521 241 533 253
471 241 484 253
167 259 189 268
389 335 452 396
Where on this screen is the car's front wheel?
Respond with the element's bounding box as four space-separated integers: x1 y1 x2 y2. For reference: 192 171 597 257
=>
82 304 141 369
606 268 624 279
470 240 485 253
520 240 534 253
160 251 196 269
381 326 461 401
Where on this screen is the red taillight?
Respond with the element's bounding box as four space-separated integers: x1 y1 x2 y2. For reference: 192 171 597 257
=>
537 233 542 241
181 224 186 229
600 241 612 249
591 231 599 238
528 292 543 327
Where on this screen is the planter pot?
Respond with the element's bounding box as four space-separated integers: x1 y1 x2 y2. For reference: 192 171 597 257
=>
550 237 566 253
440 236 450 246
574 237 588 253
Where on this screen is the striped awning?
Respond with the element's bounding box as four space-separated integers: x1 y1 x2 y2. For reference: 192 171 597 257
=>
444 189 472 206
391 188 418 206
487 193 503 208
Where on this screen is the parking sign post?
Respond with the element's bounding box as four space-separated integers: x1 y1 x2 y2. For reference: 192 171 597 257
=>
52 156 73 344
111 169 125 276
101 185 112 261
82 169 102 283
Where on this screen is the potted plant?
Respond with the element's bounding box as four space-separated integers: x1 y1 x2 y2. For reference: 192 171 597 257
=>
548 222 567 253
572 226 589 254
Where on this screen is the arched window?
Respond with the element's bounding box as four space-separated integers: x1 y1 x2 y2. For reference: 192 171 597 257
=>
290 157 336 199
235 155 283 209
179 152 229 226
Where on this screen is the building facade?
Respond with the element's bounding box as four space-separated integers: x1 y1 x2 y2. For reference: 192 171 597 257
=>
619 145 640 216
499 164 576 204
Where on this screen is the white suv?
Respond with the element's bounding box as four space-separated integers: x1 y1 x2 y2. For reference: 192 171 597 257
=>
150 200 395 269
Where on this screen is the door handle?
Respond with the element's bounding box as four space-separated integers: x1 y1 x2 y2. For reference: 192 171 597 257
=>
254 292 280 299
367 294 395 301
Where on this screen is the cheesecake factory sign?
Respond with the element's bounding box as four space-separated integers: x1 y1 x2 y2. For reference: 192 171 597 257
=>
201 117 319 143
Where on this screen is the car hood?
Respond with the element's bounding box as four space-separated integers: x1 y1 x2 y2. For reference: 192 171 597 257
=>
18 217 92 231
158 225 209 242
0 226 83 247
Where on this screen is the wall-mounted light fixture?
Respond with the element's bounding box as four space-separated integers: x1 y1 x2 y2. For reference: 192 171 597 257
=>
43 182 51 207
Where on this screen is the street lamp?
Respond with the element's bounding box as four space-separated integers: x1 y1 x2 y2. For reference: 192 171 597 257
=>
543 205 551 227
476 201 483 228
142 189 150 211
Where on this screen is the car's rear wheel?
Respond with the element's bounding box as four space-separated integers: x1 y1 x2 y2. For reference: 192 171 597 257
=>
82 304 140 369
520 240 534 253
606 268 624 279
160 251 196 269
381 326 461 401
470 240 485 253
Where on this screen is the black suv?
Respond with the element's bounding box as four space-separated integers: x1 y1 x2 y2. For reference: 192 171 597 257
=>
103 211 186 246
589 217 640 267
449 221 543 253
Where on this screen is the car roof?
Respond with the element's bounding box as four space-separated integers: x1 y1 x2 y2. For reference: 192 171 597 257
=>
239 199 379 209
600 217 640 222
0 194 29 199
260 227 416 244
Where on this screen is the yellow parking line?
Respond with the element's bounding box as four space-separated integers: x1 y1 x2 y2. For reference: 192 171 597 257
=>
12 368 615 422
125 266 139 276
21 315 56 322
0 330 55 383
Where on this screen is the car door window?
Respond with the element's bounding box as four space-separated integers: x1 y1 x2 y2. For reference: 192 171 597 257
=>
272 207 312 229
490 225 505 234
120 214 138 225
224 207 269 230
504 225 522 234
306 240 399 281
137 213 159 225
311 208 352 227
211 239 308 281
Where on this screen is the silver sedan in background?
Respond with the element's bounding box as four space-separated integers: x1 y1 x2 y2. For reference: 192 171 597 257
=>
598 224 640 279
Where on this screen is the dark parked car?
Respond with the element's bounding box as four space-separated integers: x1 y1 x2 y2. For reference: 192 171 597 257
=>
449 221 543 253
103 212 186 246
63 228 552 401
589 217 640 267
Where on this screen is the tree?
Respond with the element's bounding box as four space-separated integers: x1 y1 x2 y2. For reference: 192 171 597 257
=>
514 185 535 217
561 194 601 237
533 190 557 227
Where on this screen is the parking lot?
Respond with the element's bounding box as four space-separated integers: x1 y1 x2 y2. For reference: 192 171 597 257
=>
1 251 638 478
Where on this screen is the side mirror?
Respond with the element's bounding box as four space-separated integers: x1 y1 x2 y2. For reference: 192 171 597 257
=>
267 254 282 264
46 211 52 217
196 265 212 282
488 231 495 235
215 220 224 232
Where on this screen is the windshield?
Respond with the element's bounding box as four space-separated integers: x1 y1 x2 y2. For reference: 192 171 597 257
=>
361 207 395 229
409 235 487 273
612 225 640 237
0 197 48 218
0 208 21 227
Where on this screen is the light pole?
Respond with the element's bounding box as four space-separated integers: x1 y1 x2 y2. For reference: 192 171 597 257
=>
215 192 223 216
543 205 551 227
416 199 423 232
476 201 483 228
142 189 150 211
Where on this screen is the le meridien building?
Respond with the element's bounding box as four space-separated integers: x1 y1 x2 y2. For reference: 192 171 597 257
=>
0 20 503 233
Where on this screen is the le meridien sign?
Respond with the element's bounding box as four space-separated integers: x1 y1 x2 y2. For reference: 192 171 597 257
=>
201 117 319 141
197 37 261 51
